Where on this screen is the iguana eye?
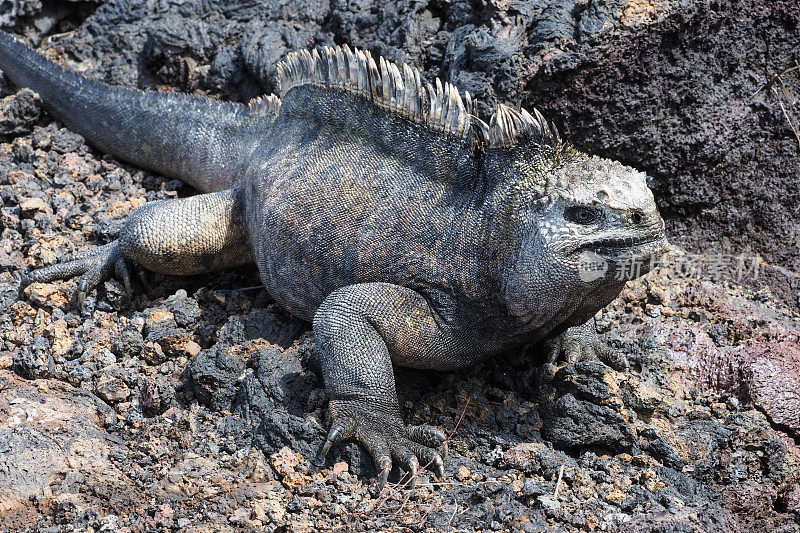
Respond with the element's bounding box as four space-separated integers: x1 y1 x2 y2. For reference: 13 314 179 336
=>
566 206 600 225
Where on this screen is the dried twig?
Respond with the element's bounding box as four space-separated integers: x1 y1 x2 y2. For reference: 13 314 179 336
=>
751 62 800 98
358 396 473 525
752 61 800 149
554 464 565 497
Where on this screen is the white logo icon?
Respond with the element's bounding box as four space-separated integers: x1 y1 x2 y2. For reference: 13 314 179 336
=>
577 250 608 282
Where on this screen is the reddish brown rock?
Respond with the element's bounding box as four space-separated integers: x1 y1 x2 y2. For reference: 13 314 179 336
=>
651 320 800 438
0 371 138 517
733 332 800 437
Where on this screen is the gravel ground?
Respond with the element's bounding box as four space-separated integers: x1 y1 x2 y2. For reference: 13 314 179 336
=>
1 0 799 531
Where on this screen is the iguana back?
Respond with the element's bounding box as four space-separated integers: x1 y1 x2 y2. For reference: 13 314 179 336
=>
248 86 496 321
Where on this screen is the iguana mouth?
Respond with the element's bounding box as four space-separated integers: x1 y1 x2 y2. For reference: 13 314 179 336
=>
585 234 667 255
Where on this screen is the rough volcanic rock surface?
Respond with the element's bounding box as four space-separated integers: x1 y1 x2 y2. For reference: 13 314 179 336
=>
1 0 799 531
530 0 800 292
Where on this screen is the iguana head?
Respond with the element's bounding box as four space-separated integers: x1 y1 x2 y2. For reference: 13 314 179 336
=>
483 108 668 324
535 152 667 279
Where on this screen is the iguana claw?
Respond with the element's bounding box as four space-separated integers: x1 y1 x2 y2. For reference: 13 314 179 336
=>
543 320 628 371
315 400 447 491
21 242 131 312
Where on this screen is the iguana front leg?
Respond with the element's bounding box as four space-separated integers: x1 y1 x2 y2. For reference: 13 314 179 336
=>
312 283 454 489
542 319 628 371
23 188 252 308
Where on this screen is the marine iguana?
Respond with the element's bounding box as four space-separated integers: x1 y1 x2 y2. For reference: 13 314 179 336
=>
0 30 667 488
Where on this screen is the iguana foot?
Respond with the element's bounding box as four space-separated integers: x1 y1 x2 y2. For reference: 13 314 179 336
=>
315 399 448 490
543 320 627 371
21 242 131 311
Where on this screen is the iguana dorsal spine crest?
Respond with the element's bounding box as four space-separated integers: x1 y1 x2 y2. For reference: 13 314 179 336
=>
273 44 558 151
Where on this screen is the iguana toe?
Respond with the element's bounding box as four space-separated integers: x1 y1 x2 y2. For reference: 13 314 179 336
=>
593 340 628 371
408 424 449 461
314 416 357 465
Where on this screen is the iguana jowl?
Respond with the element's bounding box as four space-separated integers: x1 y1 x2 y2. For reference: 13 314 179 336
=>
0 31 667 487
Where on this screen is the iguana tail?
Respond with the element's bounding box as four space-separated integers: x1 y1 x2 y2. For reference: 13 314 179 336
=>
0 30 276 192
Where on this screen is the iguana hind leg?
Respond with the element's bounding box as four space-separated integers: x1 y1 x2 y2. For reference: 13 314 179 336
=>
312 282 458 490
23 188 252 309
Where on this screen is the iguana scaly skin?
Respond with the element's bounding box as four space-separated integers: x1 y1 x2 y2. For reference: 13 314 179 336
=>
0 30 667 487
